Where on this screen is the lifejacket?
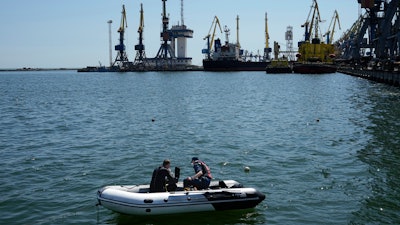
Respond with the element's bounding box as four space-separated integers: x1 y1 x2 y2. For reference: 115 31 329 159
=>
197 160 212 179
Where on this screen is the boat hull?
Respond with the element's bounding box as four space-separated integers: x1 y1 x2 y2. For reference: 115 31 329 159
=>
293 63 337 74
203 60 268 71
97 180 265 215
266 67 293 74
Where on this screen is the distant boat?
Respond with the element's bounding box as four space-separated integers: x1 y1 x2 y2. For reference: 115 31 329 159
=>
293 0 338 74
293 38 337 74
77 66 117 72
203 39 268 71
266 58 293 74
292 62 336 74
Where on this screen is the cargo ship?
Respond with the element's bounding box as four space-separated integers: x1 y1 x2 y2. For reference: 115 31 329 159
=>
202 16 268 71
203 39 268 71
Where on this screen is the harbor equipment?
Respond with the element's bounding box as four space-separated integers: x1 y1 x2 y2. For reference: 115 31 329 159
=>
324 10 341 44
264 12 272 61
293 0 337 74
202 16 223 59
133 3 148 69
148 0 194 70
108 20 113 67
112 5 131 70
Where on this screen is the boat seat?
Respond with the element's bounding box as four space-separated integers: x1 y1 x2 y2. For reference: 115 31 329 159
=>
219 180 228 188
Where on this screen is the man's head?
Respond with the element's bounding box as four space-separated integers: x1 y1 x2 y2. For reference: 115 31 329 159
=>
163 159 171 168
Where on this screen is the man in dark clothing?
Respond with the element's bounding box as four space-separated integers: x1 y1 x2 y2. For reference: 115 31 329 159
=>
150 159 178 192
183 157 212 190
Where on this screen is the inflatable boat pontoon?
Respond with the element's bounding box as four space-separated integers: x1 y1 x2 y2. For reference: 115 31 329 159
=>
97 180 265 215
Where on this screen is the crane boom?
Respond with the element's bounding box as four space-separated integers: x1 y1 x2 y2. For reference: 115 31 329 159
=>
324 10 341 44
113 4 129 68
118 5 128 33
205 16 223 51
302 0 322 42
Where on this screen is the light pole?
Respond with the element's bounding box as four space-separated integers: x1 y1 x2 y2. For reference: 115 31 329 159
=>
107 20 113 68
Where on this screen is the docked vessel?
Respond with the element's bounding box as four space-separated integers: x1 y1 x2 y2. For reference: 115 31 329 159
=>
293 0 338 74
266 42 293 74
293 39 337 74
202 16 268 71
292 61 336 74
202 38 268 71
97 180 265 216
266 59 292 74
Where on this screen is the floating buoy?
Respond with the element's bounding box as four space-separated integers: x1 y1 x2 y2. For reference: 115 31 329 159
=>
244 166 250 173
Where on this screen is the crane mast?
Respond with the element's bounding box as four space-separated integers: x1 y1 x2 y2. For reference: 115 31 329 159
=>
324 10 341 44
134 3 147 67
236 15 240 48
113 5 129 68
155 0 175 61
202 16 223 59
302 0 322 42
264 12 271 61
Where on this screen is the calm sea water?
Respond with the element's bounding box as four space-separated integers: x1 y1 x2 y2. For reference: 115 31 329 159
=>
0 70 399 224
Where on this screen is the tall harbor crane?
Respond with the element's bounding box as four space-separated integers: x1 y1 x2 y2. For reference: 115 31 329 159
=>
134 3 147 68
264 12 271 61
155 0 175 60
324 10 341 44
202 16 223 59
301 0 323 43
113 4 129 68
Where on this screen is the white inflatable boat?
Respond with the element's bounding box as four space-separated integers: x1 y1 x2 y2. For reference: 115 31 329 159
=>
97 180 265 215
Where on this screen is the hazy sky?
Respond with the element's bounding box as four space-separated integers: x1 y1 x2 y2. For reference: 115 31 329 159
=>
0 0 361 69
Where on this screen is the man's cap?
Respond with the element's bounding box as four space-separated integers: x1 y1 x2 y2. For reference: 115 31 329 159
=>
191 157 199 162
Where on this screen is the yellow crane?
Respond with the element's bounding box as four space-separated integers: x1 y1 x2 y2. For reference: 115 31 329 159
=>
113 4 129 67
118 5 128 33
301 0 323 42
324 10 341 44
264 12 271 61
202 16 223 57
134 3 146 64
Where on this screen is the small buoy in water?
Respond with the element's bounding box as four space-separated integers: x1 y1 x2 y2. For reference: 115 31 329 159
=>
151 118 155 122
316 119 320 122
244 166 250 173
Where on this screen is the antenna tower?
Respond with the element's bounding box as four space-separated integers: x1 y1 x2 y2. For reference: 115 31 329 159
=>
285 26 294 61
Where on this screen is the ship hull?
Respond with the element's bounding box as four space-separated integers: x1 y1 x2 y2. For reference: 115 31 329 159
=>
203 60 268 71
292 63 337 74
266 66 292 74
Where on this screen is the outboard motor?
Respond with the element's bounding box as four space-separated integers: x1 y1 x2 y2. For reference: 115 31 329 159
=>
175 167 180 180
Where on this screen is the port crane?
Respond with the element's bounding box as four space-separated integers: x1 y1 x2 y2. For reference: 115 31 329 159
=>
301 0 323 43
155 0 175 61
134 3 147 68
202 16 223 58
263 12 271 61
324 10 341 44
113 4 129 68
